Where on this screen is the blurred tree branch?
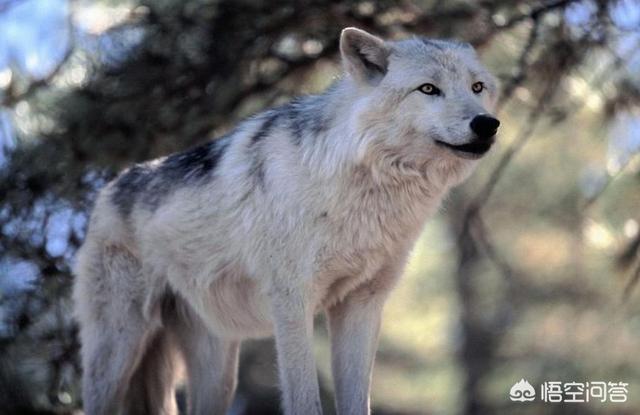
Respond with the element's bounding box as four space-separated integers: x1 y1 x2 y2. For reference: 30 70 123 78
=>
0 0 74 108
0 45 74 107
498 0 581 31
497 17 541 110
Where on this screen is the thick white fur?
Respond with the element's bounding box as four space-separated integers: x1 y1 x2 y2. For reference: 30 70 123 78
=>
73 27 498 415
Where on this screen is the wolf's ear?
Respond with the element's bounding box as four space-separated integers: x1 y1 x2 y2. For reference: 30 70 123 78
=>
340 27 390 85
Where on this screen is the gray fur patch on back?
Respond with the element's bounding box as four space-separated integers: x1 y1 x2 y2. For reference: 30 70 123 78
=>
245 97 332 189
111 165 155 217
111 134 232 216
285 96 330 146
248 111 282 189
159 135 231 182
250 111 280 146
250 97 331 147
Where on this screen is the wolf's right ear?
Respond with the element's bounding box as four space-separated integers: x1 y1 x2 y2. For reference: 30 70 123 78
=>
340 28 390 85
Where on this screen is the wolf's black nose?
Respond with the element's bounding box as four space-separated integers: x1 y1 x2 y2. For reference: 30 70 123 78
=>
470 115 500 139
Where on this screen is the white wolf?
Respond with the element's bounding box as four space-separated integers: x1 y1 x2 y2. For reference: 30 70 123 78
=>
73 27 499 415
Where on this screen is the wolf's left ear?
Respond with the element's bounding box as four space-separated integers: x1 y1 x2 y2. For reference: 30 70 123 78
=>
340 27 390 85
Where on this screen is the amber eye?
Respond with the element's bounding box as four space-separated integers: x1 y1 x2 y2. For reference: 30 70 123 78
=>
418 83 441 96
472 82 485 94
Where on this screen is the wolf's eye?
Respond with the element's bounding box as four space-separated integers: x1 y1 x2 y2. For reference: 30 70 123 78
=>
472 82 485 94
418 83 441 96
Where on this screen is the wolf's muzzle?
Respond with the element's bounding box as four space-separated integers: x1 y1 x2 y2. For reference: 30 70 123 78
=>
435 115 500 158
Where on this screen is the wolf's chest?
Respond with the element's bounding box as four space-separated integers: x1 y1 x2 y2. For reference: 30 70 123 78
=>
309 213 424 307
322 187 438 253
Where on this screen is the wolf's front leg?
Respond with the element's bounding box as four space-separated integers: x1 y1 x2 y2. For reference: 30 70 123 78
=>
269 284 323 415
326 279 391 415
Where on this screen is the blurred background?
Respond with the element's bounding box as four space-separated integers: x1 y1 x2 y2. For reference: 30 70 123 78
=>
1 0 640 414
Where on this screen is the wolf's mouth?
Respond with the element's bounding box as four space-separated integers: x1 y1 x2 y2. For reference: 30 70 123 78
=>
435 137 495 158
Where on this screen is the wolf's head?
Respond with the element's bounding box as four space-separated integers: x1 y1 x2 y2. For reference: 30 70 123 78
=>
340 28 500 171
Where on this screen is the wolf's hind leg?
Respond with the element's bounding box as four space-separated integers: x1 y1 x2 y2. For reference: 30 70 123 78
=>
170 303 240 415
75 244 161 415
121 328 180 415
